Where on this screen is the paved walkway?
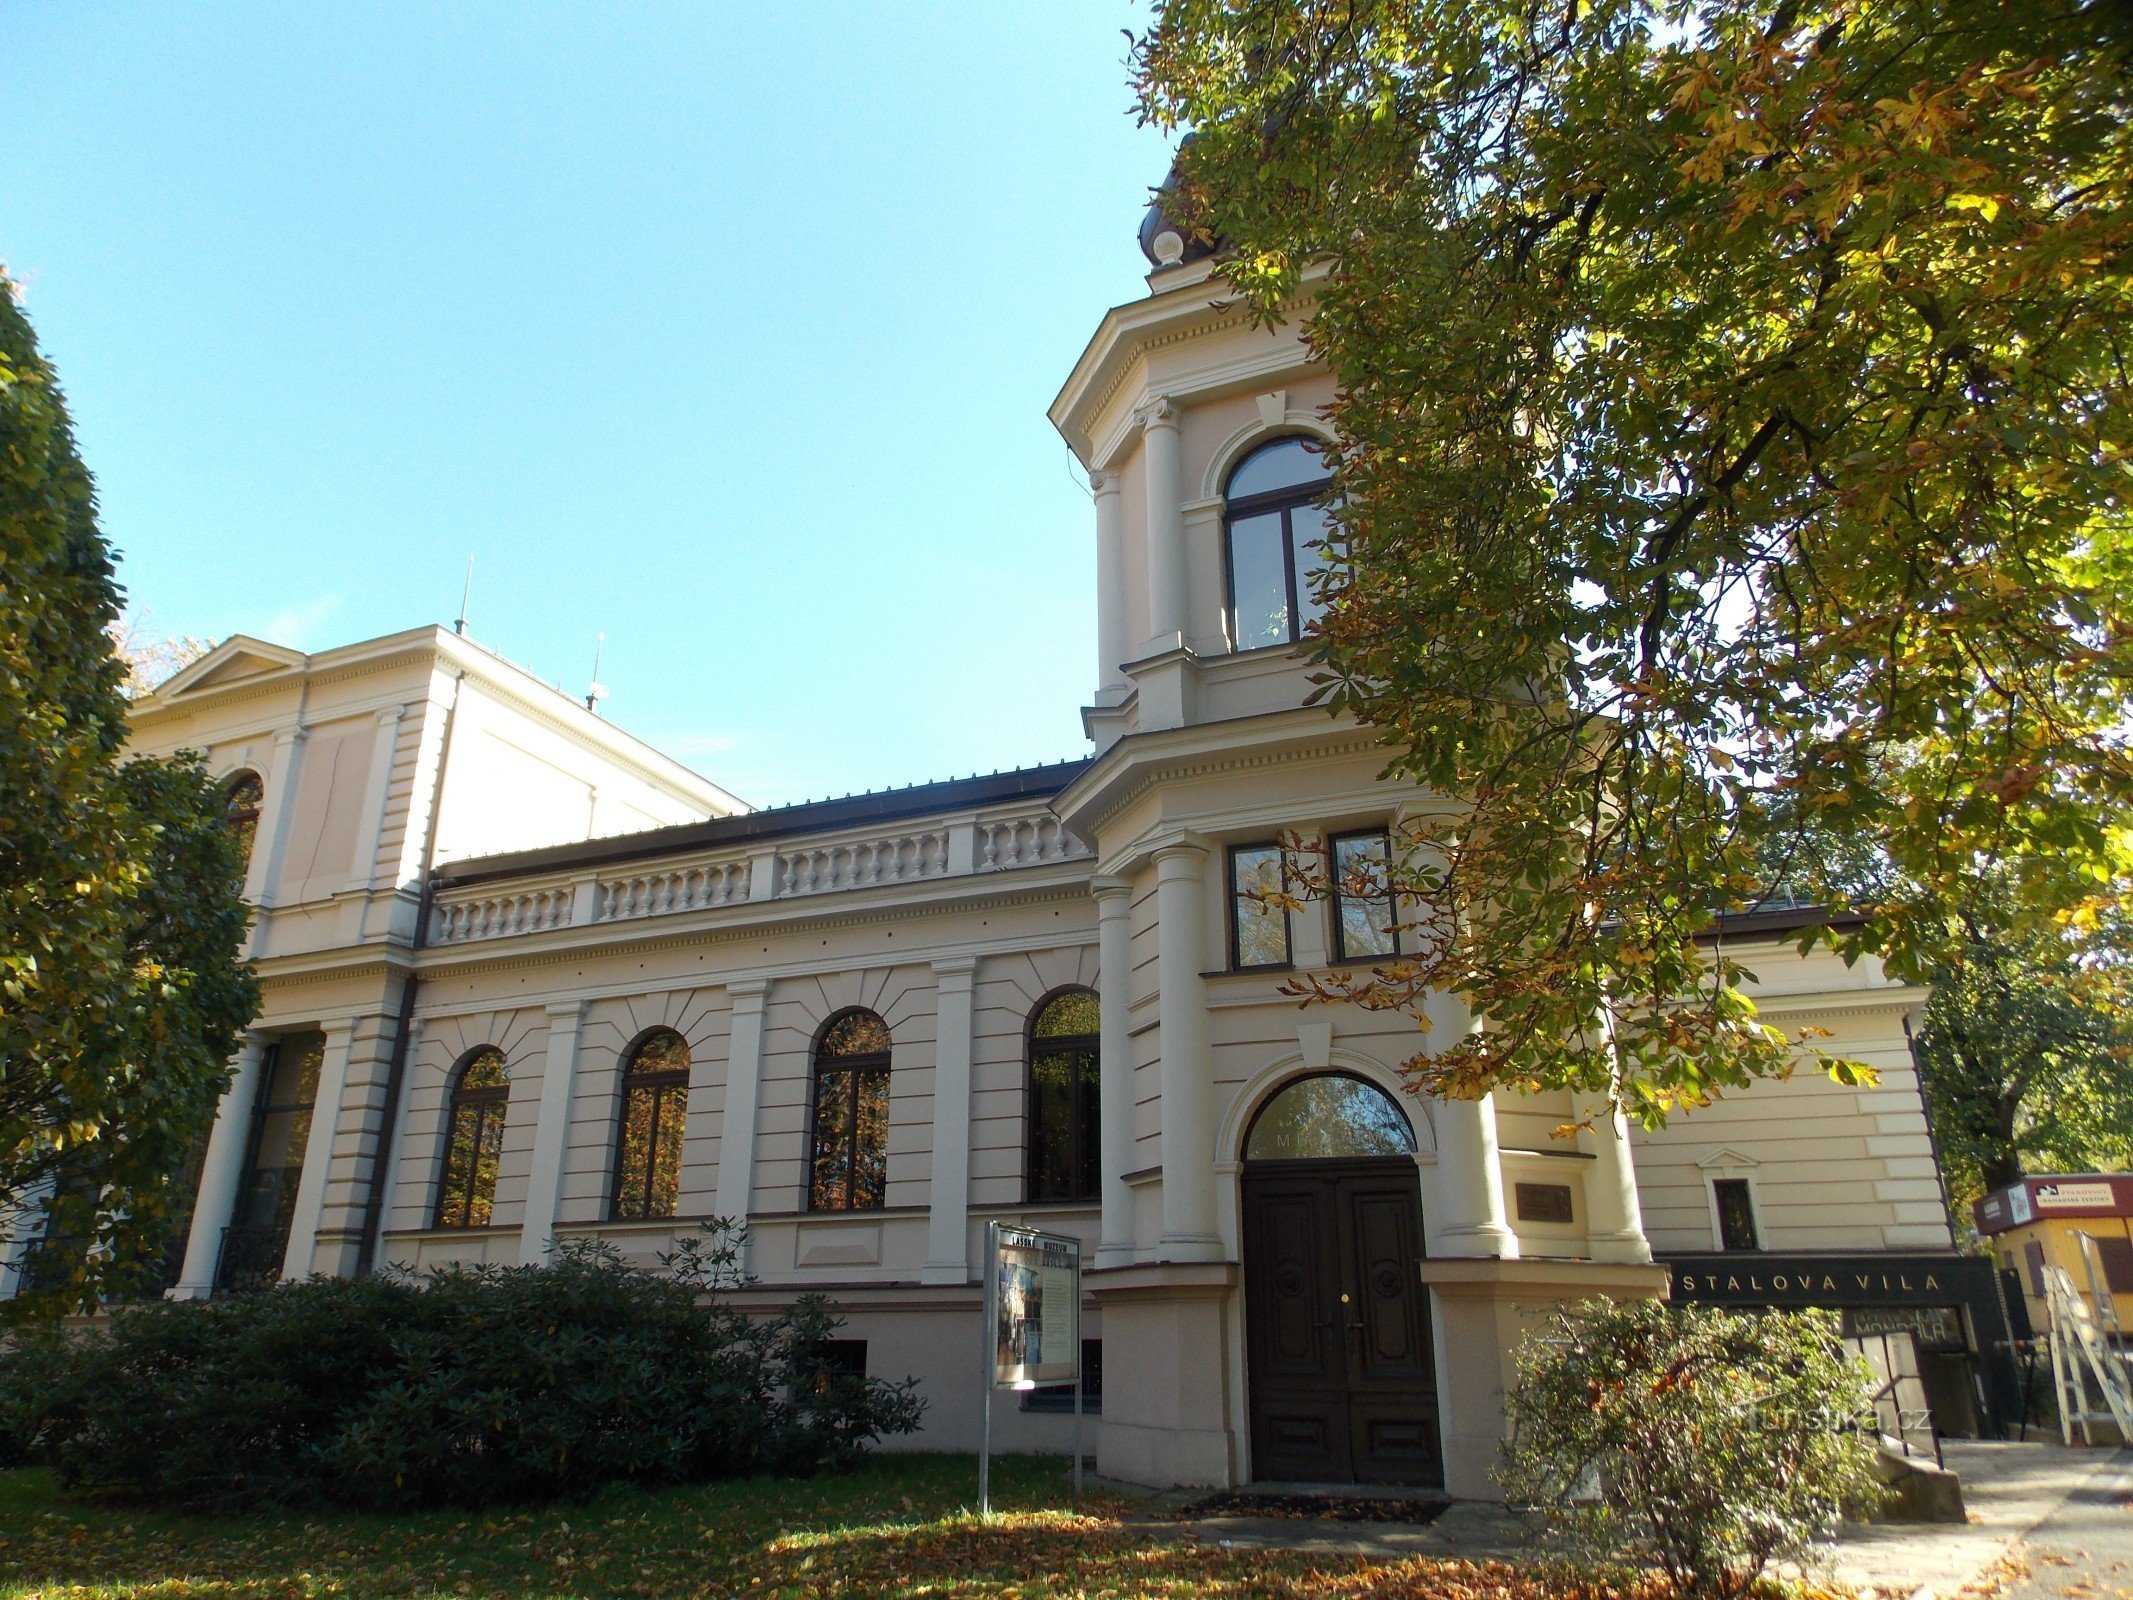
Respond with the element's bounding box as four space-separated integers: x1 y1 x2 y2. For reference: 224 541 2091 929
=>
1117 1441 2132 1597
1835 1441 2131 1598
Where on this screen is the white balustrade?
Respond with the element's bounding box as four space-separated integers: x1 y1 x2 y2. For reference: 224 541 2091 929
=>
977 813 1091 871
776 829 951 896
426 803 1082 944
431 884 576 944
596 859 751 922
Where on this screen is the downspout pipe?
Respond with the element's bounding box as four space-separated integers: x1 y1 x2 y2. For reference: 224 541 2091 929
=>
355 667 464 1276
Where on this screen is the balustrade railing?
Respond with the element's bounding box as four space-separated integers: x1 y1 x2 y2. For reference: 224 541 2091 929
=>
428 803 1086 946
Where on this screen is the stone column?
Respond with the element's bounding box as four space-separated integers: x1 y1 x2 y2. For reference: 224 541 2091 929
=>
1091 470 1129 701
279 1020 357 1281
923 956 979 1284
1094 877 1136 1267
173 1033 269 1298
244 725 308 910
519 1000 585 1264
341 705 407 897
1574 1089 1652 1263
1137 397 1187 653
712 979 771 1229
1427 989 1517 1257
1154 842 1221 1261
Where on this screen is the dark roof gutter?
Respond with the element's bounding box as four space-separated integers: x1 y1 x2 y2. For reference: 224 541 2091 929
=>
433 758 1095 889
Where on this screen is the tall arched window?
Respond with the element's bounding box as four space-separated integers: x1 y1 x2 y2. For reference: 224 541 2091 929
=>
436 1047 510 1228
223 770 264 865
809 1010 890 1212
1223 435 1335 652
1027 989 1100 1202
613 1029 690 1221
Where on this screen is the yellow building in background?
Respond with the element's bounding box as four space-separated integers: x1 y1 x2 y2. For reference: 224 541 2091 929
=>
1975 1176 2133 1339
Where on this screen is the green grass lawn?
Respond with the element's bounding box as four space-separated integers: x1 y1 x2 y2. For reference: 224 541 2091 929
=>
0 1455 1611 1600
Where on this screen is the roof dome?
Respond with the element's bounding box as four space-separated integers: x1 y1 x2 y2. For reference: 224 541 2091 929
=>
1138 149 1220 269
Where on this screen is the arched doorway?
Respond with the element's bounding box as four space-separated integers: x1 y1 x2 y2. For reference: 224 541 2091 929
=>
1240 1073 1441 1486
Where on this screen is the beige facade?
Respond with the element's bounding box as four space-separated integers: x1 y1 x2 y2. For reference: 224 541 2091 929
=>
6 218 1961 1496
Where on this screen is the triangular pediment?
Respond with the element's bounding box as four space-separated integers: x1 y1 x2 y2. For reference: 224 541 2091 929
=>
151 636 307 699
1697 1146 1763 1171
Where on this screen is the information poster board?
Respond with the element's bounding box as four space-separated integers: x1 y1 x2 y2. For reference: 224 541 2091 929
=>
991 1226 1080 1388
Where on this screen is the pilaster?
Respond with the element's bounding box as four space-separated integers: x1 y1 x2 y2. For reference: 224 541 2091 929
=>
922 955 980 1284
1137 396 1187 656
1090 469 1130 704
1095 877 1137 1267
519 1000 586 1264
1154 842 1221 1261
341 704 408 897
712 979 772 1232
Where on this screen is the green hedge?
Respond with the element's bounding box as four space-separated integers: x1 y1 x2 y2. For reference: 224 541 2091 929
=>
0 1231 923 1511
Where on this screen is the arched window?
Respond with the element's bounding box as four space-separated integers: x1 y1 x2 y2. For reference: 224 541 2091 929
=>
1223 435 1335 652
1027 989 1100 1202
223 770 264 865
435 1047 510 1228
613 1029 690 1221
1244 1073 1416 1161
809 1010 890 1212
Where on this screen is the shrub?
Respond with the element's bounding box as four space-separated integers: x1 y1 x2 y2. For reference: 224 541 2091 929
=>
1499 1299 1885 1600
0 1226 923 1511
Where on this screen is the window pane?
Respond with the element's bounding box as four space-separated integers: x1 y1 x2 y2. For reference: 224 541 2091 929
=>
615 1083 658 1219
820 1011 890 1059
263 1033 325 1109
1029 1049 1076 1201
1228 512 1290 650
852 1067 889 1210
1714 1179 1760 1251
1289 501 1334 632
1032 990 1099 1040
1231 845 1290 968
1245 1074 1417 1160
1227 437 1329 499
647 1083 684 1217
1333 832 1396 959
459 1049 508 1092
627 1030 690 1080
1076 1053 1101 1201
440 1100 504 1227
811 1070 854 1210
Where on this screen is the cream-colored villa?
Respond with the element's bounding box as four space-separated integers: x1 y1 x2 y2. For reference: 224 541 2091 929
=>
3 199 2009 1494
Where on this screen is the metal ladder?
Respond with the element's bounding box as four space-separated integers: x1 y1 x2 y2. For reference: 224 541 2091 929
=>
2043 1253 2133 1445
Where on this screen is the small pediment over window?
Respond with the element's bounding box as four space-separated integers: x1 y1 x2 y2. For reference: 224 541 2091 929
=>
1696 1146 1762 1172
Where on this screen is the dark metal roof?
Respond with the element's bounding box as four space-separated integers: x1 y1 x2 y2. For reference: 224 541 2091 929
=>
1703 904 1872 941
434 758 1094 889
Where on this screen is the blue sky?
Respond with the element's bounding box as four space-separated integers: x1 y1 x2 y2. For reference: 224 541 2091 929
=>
3 3 1172 807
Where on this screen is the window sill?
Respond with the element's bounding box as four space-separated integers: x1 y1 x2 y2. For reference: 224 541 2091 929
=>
1203 964 1295 980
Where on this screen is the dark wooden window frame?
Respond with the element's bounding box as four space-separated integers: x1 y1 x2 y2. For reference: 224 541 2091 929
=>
1220 436 1335 654
807 1010 892 1214
611 1028 691 1222
223 769 265 865
1024 987 1101 1204
1229 841 1294 972
1328 826 1399 964
435 1047 510 1230
1711 1176 1762 1253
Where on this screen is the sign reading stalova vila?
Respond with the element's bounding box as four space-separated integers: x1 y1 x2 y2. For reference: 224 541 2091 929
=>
1666 1253 1978 1307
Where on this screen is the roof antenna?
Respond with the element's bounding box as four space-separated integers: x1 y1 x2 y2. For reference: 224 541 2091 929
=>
585 632 609 714
454 554 475 636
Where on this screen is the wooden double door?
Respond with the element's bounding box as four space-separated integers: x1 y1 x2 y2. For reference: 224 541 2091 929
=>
1241 1157 1442 1485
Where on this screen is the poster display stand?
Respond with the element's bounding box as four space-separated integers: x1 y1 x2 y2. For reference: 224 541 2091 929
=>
977 1221 1082 1517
